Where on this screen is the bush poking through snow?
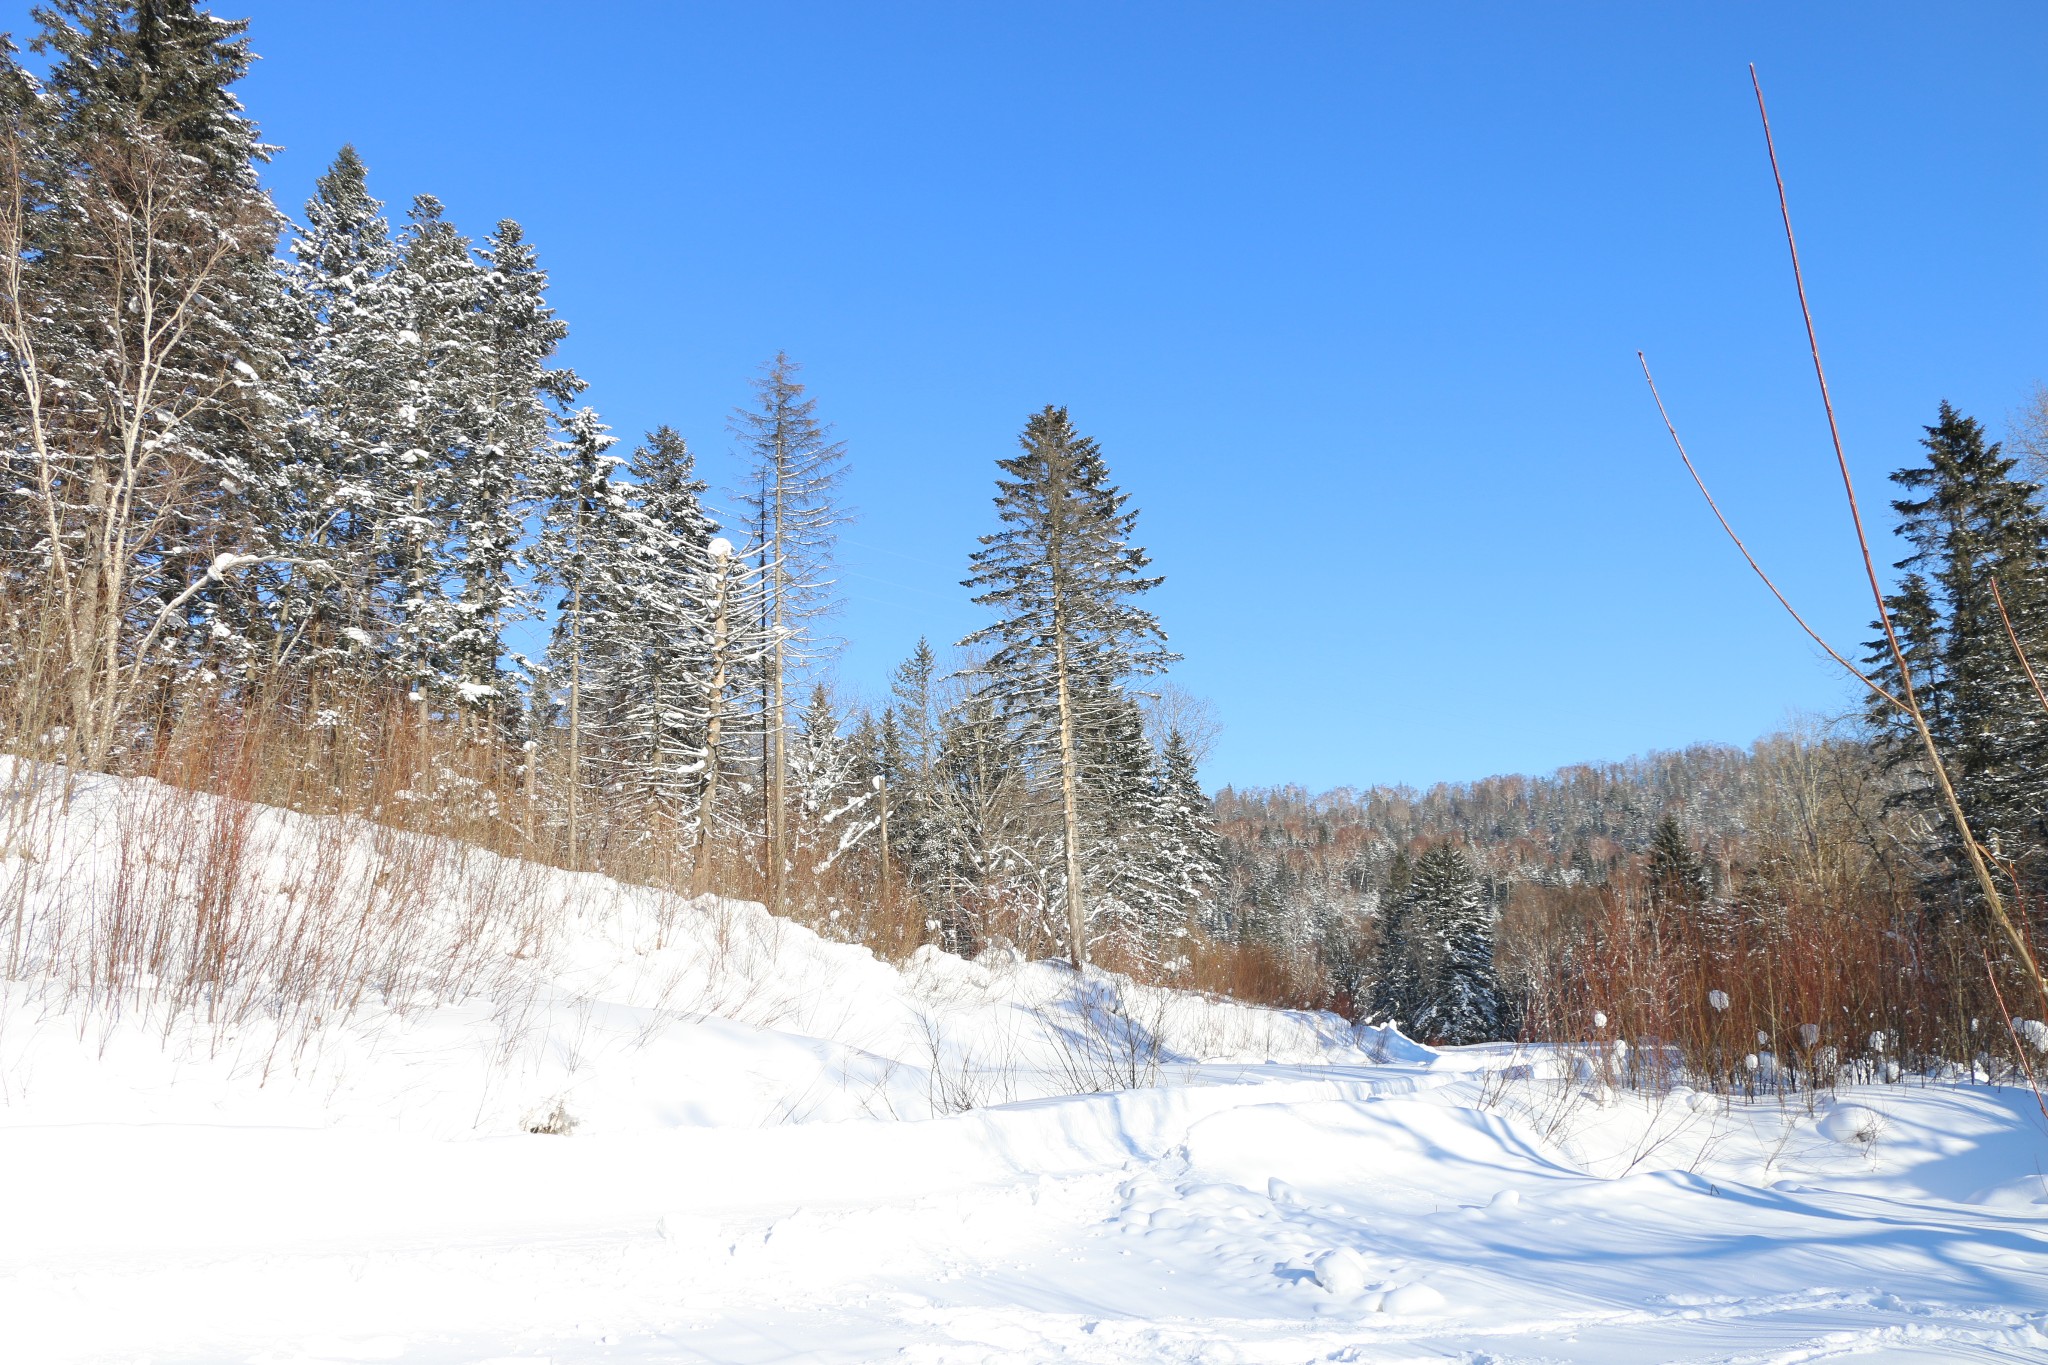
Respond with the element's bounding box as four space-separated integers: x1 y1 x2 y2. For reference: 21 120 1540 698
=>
525 1098 579 1135
1817 1103 1884 1148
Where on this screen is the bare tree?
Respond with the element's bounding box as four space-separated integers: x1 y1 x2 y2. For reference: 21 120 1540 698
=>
732 353 848 914
1 92 284 766
2010 384 2048 488
1141 681 1222 767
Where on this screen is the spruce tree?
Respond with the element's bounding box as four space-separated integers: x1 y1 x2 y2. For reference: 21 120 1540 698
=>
788 683 876 886
1870 404 2048 911
1369 849 1418 1024
928 685 1048 951
1646 818 1712 912
1156 727 1224 927
536 407 623 866
602 426 725 841
453 219 582 712
885 638 950 890
1404 843 1500 1045
1369 845 1499 1043
278 144 408 676
385 193 486 703
1075 684 1178 965
689 535 761 895
962 405 1177 968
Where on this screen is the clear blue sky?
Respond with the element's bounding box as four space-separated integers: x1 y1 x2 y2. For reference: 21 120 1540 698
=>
18 3 2046 792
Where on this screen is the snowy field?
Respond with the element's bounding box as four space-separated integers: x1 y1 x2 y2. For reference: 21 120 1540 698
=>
2 774 2046 1363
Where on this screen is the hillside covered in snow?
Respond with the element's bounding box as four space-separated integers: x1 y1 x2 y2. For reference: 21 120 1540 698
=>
2 770 2045 1363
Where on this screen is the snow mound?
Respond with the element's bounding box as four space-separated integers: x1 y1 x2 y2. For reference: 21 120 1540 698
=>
1969 1174 2048 1208
1312 1247 1369 1296
1817 1103 1886 1147
1381 1281 1448 1315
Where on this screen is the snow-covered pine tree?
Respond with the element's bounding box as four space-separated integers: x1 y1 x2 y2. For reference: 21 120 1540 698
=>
277 145 408 678
0 42 46 629
455 219 583 718
688 535 763 896
1395 844 1499 1045
847 704 907 907
385 193 487 706
884 638 953 892
787 683 876 891
1368 849 1418 1024
1645 814 1710 952
1156 727 1224 929
1075 683 1179 967
595 426 724 845
1870 404 2048 913
962 405 1177 968
733 352 848 914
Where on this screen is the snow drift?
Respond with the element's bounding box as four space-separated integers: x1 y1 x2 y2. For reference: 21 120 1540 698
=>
2 766 2045 1364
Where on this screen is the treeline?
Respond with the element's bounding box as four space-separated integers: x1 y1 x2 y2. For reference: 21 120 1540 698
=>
1214 402 2048 1071
0 3 1225 982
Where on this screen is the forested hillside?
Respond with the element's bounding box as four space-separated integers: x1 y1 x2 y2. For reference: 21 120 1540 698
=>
0 3 2043 1075
0 3 1222 992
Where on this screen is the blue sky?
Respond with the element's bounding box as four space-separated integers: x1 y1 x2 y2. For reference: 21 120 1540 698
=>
17 2 2046 791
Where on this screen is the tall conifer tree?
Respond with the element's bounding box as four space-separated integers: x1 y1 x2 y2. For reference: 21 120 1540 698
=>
962 405 1176 968
1871 404 2048 911
278 144 407 673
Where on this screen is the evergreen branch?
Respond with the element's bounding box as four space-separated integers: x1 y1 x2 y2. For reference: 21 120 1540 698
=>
1989 576 2048 719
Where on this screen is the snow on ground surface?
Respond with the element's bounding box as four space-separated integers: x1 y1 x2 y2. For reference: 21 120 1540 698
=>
2 773 2046 1363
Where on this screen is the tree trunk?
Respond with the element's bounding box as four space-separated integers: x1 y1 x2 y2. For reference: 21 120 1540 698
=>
566 569 582 870
691 557 731 897
877 776 891 917
1053 630 1087 970
768 438 788 916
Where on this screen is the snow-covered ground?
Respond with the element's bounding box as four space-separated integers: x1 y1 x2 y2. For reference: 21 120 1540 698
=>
2 772 2046 1363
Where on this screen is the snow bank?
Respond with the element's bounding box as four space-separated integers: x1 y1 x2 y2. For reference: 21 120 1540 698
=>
5 767 2047 1364
0 764 1379 1136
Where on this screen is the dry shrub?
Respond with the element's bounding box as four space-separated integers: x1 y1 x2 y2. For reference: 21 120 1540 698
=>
0 645 1361 1052
2 760 552 1055
1520 873 2044 1094
0 673 560 1051
1176 934 1319 1010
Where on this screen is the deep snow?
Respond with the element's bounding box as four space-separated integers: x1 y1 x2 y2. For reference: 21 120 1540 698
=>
2 772 2045 1363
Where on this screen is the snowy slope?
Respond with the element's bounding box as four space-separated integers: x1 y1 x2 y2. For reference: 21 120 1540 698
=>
2 771 2046 1363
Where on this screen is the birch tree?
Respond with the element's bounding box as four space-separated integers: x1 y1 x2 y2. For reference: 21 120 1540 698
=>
0 2 290 764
